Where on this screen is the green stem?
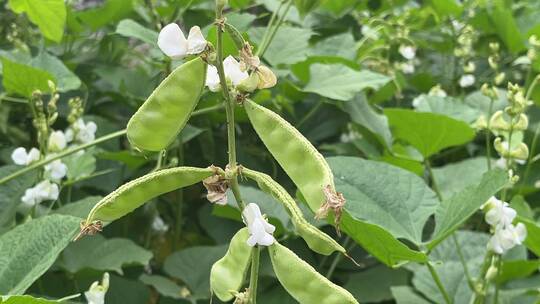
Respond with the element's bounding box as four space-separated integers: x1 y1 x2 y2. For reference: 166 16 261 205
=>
427 262 452 304
297 100 323 128
257 0 293 58
493 256 502 304
248 246 260 304
325 237 351 279
256 0 284 56
424 159 442 201
472 252 495 304
452 234 475 290
486 97 495 170
522 122 540 188
0 94 27 104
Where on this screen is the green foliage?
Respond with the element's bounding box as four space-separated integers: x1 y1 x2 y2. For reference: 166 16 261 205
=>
8 0 66 42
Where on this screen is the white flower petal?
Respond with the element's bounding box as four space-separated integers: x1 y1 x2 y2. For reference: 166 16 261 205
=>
399 45 416 60
205 65 221 92
242 203 263 228
45 160 67 182
459 74 475 88
187 26 207 54
158 23 188 58
223 56 248 86
27 148 40 163
11 147 28 165
48 130 67 152
514 222 527 244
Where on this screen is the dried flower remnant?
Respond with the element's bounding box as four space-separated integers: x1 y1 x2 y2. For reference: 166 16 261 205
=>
315 185 346 235
203 174 229 205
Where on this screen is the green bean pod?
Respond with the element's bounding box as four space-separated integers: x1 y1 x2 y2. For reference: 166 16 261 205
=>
85 167 213 223
127 57 206 151
242 168 344 255
269 242 359 304
244 99 335 213
210 228 251 301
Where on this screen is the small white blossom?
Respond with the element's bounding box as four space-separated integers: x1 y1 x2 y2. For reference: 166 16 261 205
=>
48 130 67 152
494 157 526 169
21 180 59 207
459 74 475 88
67 119 97 144
242 203 275 247
483 196 516 229
487 223 527 254
205 56 249 92
157 23 207 59
428 85 447 97
11 147 40 165
85 272 109 304
399 45 416 60
152 215 169 233
44 160 67 182
399 61 415 74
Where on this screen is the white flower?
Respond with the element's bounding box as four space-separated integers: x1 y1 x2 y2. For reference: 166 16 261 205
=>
48 130 67 152
242 203 275 247
399 45 416 60
11 147 40 165
205 56 249 92
85 272 109 304
152 215 169 233
68 119 98 144
157 23 207 59
494 157 526 169
21 180 59 207
488 223 527 254
44 160 67 182
483 196 516 229
428 85 447 97
459 74 475 88
400 61 415 74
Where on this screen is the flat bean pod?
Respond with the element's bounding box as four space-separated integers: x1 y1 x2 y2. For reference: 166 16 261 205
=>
242 167 344 255
127 57 206 151
210 228 251 301
85 167 213 223
269 242 359 304
244 99 335 213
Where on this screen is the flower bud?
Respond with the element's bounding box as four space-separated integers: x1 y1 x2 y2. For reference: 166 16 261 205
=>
473 115 488 130
237 73 259 93
512 114 529 131
486 265 498 282
256 65 277 89
494 72 505 85
464 61 476 73
489 111 510 132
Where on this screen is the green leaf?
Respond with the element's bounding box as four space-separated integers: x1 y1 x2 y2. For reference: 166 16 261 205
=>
0 295 63 303
304 64 391 101
1 57 55 97
0 165 37 228
164 245 227 297
30 52 81 92
344 93 392 148
75 0 135 30
294 0 322 17
116 19 158 45
8 0 66 42
344 265 409 303
385 109 476 158
60 234 152 274
328 156 438 244
55 196 102 219
139 274 183 299
517 217 540 256
309 32 357 61
249 26 313 65
64 150 96 181
432 157 489 200
487 0 525 54
429 0 462 17
413 94 481 123
391 286 431 304
429 169 508 249
498 260 540 284
0 214 80 294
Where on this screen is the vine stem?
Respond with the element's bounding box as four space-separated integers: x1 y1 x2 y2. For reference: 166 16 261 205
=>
248 246 260 304
256 0 293 58
521 74 540 187
427 262 452 304
486 97 494 170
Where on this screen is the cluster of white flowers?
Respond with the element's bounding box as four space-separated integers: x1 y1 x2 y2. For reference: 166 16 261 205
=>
84 272 109 304
11 118 97 208
397 44 416 74
482 196 527 254
242 203 275 246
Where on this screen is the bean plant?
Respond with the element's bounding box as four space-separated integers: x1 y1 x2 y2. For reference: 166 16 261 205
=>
1 0 540 304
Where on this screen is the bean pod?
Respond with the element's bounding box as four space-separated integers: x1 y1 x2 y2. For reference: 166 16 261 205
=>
210 228 251 301
244 99 335 213
85 167 214 223
269 242 359 304
242 167 344 255
127 57 206 151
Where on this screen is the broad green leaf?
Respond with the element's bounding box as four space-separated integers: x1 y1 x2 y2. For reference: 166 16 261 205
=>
432 157 489 199
320 0 358 18
0 214 80 294
55 196 102 219
341 216 428 267
164 245 227 297
116 19 158 45
139 274 183 299
294 0 322 17
106 274 151 304
385 109 476 158
344 93 392 148
75 0 135 30
391 286 431 304
518 217 540 256
328 156 438 244
8 0 66 42
344 265 409 302
487 0 525 54
429 0 462 17
1 57 55 97
413 94 481 123
0 295 63 303
60 234 152 274
249 26 313 65
412 231 489 304
429 169 508 249
0 165 37 229
498 260 540 284
309 32 357 61
30 52 81 92
64 150 96 181
304 64 391 101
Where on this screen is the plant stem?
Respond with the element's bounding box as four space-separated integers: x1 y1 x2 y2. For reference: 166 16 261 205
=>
256 0 284 56
452 234 475 290
472 251 494 304
0 94 27 104
248 246 261 304
427 262 452 304
486 97 494 170
493 256 502 304
325 237 351 279
257 0 293 58
424 159 442 201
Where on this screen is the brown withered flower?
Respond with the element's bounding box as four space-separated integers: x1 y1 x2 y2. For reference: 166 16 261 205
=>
315 185 346 235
